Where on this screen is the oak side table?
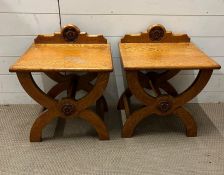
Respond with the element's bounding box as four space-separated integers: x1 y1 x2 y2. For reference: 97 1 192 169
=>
9 24 113 142
118 24 221 138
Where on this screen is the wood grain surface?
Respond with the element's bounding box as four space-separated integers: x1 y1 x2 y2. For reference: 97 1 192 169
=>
10 44 113 72
119 43 221 70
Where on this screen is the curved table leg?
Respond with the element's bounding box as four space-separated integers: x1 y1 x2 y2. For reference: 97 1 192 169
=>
46 73 109 139
122 106 154 137
126 71 155 106
175 69 213 107
42 80 71 112
75 73 110 110
17 71 110 141
117 70 179 110
120 69 213 137
174 107 197 137
73 72 110 140
17 72 57 109
17 72 60 142
79 110 109 140
121 71 157 137
30 110 60 142
77 79 108 113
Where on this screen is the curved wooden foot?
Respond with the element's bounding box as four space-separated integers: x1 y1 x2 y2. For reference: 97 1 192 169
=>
174 107 197 137
79 110 109 140
30 110 59 142
122 107 154 137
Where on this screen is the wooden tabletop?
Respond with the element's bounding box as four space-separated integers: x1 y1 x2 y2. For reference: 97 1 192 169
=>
10 44 113 72
119 43 220 70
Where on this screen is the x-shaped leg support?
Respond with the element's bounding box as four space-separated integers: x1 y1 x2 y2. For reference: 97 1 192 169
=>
17 71 110 142
44 72 108 118
118 69 213 137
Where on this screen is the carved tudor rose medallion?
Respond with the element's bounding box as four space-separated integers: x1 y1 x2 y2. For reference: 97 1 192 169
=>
62 24 80 42
156 95 174 114
159 101 171 112
148 24 166 41
61 103 74 116
58 98 76 117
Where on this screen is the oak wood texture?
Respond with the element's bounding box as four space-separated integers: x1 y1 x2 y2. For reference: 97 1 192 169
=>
118 24 221 138
10 24 112 141
9 44 113 72
119 43 220 70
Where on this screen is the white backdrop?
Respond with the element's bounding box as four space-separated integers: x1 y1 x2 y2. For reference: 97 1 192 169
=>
0 0 224 104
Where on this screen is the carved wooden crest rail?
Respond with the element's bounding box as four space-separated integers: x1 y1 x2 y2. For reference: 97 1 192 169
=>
35 24 107 44
9 24 113 142
118 24 220 137
121 24 190 43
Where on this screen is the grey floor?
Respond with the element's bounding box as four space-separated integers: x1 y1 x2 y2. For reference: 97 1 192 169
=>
0 104 224 175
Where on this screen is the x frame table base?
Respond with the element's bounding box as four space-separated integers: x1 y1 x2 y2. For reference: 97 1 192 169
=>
118 69 213 138
17 71 110 142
